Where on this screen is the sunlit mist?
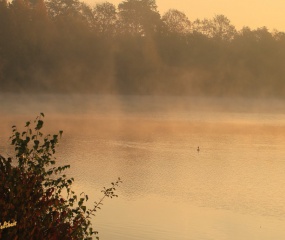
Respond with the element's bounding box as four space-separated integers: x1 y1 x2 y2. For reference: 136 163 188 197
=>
1 0 285 239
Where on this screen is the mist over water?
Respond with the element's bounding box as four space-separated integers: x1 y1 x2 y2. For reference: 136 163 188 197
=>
2 0 285 238
1 94 285 239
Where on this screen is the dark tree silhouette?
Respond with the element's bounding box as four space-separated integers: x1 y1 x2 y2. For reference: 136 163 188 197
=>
1 0 285 97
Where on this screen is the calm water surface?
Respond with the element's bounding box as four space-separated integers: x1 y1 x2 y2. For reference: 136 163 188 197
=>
1 94 285 240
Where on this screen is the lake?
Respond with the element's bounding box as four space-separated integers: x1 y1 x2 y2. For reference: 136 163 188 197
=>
1 94 285 239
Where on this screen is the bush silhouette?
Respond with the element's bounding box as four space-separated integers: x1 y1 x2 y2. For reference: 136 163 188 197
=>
0 113 121 239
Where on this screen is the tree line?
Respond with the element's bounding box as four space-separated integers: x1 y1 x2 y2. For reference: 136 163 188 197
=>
1 0 285 97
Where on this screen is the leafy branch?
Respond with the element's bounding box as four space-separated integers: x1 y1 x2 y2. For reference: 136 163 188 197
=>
0 113 121 240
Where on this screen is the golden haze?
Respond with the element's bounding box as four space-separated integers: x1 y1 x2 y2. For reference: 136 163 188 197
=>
90 0 285 31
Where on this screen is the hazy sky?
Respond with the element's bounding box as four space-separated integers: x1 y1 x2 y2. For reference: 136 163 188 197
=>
88 0 285 32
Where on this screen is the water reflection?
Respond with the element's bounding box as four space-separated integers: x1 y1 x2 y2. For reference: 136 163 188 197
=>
1 94 285 239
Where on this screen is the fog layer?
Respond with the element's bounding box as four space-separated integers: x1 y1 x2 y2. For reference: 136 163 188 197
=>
0 0 285 97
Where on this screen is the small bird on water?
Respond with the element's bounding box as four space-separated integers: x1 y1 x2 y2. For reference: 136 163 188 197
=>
197 146 200 152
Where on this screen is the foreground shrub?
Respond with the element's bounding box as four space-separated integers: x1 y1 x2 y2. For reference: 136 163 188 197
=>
0 113 121 239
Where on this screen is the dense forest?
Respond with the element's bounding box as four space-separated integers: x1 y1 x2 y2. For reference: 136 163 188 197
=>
1 0 285 97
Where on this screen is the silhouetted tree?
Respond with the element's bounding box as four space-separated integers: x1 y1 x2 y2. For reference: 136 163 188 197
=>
117 0 161 36
93 2 117 37
192 15 237 41
0 0 285 96
162 9 191 35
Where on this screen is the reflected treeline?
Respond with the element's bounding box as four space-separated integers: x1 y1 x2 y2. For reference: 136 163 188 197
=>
1 0 285 97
